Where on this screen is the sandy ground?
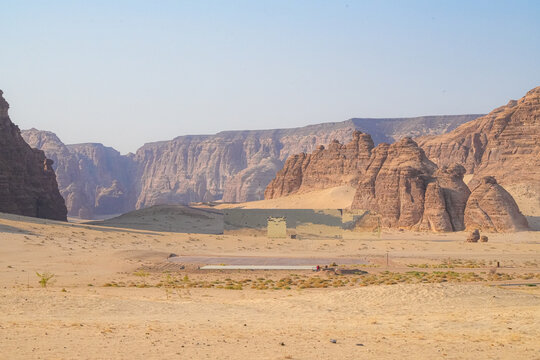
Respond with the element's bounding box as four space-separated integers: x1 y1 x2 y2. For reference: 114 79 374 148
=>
217 185 356 209
86 205 223 234
1 211 539 359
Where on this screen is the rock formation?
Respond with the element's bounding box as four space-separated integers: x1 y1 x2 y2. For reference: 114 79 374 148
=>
264 131 374 199
24 115 475 218
350 137 461 230
264 87 540 232
266 135 527 232
428 164 471 231
464 176 529 232
418 87 540 217
0 91 67 220
265 135 482 232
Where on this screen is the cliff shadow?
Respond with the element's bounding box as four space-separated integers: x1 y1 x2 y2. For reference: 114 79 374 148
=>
526 216 540 231
0 224 34 235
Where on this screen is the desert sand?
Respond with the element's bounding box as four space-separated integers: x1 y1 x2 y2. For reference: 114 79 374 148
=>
217 185 356 210
1 209 539 359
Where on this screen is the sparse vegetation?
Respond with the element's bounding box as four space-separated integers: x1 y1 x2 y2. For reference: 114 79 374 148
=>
103 270 540 291
407 259 490 269
133 270 150 287
36 271 55 288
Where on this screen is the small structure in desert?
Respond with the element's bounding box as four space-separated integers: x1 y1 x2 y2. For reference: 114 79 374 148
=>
267 216 287 238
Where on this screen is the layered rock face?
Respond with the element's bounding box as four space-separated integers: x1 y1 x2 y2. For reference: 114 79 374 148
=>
464 176 529 232
25 115 475 218
265 135 480 232
350 138 469 231
418 87 540 216
22 129 134 218
430 164 471 230
222 158 283 203
264 131 374 199
0 91 67 220
352 138 436 228
266 135 525 232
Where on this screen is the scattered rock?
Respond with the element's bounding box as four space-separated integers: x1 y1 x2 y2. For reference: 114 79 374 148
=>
480 235 489 243
330 339 337 344
467 230 480 243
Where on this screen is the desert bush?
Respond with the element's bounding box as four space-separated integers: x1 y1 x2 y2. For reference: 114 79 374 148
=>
36 271 55 288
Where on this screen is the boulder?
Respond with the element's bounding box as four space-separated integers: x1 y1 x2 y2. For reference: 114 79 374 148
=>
467 229 480 243
464 177 529 232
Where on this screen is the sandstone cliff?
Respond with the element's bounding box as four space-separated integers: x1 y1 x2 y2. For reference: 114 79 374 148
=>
0 91 67 220
268 134 525 232
264 131 374 199
464 176 528 232
22 129 134 218
25 115 476 218
349 138 470 231
418 87 540 216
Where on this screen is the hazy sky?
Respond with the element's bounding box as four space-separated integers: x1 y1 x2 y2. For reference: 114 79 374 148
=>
1 0 539 154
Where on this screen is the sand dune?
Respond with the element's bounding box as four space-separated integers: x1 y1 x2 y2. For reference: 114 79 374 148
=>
218 185 356 209
86 205 223 234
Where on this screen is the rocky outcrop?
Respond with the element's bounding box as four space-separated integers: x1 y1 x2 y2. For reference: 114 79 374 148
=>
0 91 67 220
264 131 374 199
25 115 475 218
467 229 480 242
352 138 443 229
418 87 540 216
264 86 539 232
430 164 471 230
464 176 528 232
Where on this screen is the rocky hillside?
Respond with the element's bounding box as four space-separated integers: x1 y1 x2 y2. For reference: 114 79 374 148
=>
264 87 539 232
350 138 477 232
0 91 67 220
417 87 540 216
23 115 480 218
265 133 527 231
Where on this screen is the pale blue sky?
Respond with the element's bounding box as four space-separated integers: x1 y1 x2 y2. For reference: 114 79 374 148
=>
1 0 539 153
